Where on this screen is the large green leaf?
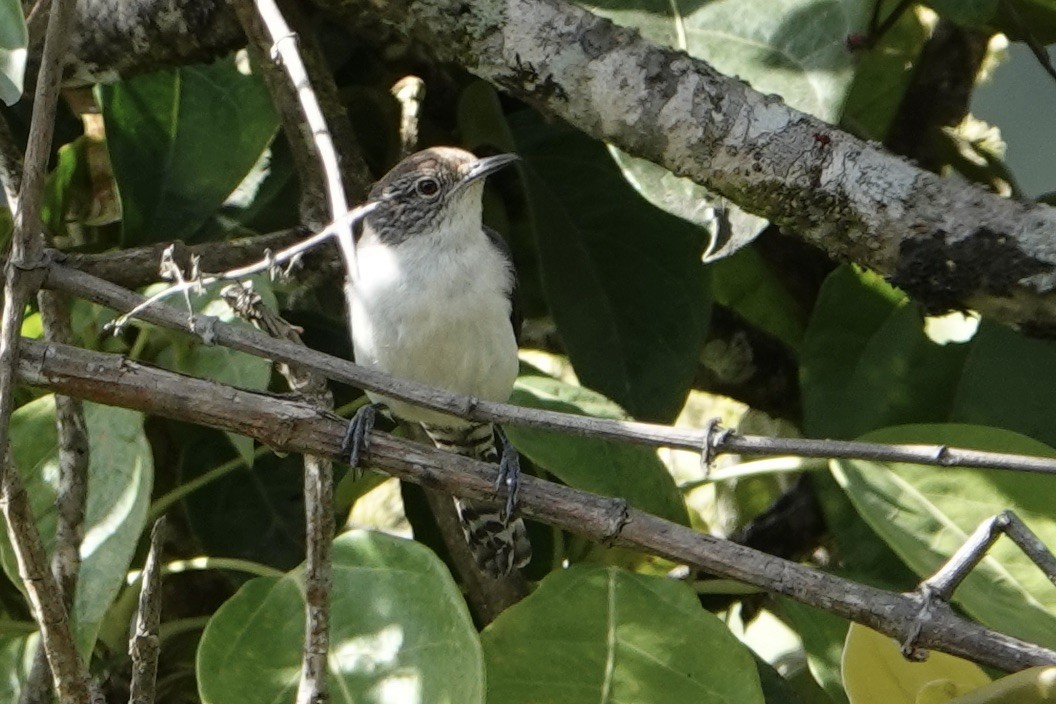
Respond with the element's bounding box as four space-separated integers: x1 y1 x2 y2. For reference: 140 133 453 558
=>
578 0 868 254
511 111 710 422
950 322 1056 451
508 370 689 526
99 57 278 245
178 425 305 573
197 530 484 704
710 245 809 351
800 266 970 439
482 566 764 703
0 0 26 105
2 396 153 654
832 424 1056 650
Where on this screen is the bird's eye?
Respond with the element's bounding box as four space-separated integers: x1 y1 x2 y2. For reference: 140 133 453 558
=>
416 178 440 198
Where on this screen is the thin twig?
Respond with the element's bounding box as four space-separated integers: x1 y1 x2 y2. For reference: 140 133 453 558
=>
42 261 1056 478
235 0 360 277
13 337 1056 674
128 518 166 704
104 204 376 334
20 291 91 704
0 0 97 699
220 284 335 704
1002 0 1056 85
2 110 94 704
0 453 96 704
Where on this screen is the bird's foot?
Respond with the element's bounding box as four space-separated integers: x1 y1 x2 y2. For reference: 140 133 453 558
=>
494 427 521 523
341 403 385 477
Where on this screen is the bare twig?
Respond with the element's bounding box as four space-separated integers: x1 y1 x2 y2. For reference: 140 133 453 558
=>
231 0 360 277
0 0 97 700
104 204 376 334
3 109 93 704
128 518 166 704
42 261 1056 478
900 511 1056 659
0 453 95 704
0 113 23 208
13 337 1056 674
20 291 91 704
922 511 1056 605
220 283 335 704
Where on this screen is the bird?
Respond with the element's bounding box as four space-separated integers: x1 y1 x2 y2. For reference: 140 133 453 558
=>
341 146 531 578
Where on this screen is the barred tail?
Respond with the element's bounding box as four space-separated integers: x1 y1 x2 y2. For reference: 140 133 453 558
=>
422 423 531 578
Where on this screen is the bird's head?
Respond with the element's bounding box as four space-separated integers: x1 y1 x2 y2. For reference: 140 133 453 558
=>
364 147 518 244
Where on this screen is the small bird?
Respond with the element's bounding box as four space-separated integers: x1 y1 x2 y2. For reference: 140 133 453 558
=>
342 147 531 577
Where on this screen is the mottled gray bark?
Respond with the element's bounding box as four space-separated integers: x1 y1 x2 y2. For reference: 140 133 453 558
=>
325 0 1056 329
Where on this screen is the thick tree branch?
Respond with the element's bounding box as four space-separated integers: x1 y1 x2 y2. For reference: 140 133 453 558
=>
13 337 1056 673
45 0 1056 329
321 0 1056 329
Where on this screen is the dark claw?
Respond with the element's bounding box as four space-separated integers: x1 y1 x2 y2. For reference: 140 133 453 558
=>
341 403 383 475
495 426 521 523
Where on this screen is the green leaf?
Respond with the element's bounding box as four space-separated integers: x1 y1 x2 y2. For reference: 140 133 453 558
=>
950 322 1056 450
0 632 33 701
511 111 710 422
482 566 764 704
2 396 153 654
177 425 305 572
841 2 930 141
778 599 850 704
0 0 26 105
800 266 970 439
99 57 278 245
711 246 808 351
509 370 689 526
197 530 484 704
607 147 770 261
832 424 1056 650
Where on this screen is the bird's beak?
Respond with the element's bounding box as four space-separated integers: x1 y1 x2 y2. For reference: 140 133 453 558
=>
460 153 520 187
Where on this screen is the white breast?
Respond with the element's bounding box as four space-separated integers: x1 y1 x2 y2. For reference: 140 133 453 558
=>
347 221 519 427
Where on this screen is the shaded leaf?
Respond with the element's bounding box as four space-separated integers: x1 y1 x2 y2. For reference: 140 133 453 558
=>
509 369 689 526
197 530 483 704
511 111 710 422
778 599 850 704
2 396 153 654
99 58 278 245
832 424 1056 649
841 3 931 140
178 425 305 572
483 566 764 703
800 266 970 439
